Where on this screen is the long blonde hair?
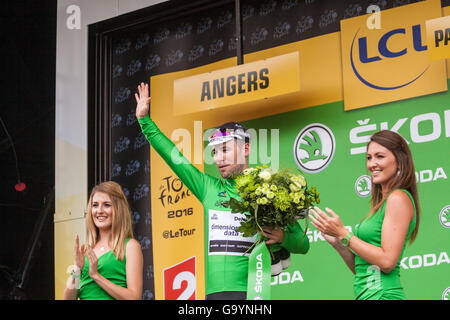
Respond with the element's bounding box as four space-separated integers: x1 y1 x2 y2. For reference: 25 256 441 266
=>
367 130 420 244
86 181 134 260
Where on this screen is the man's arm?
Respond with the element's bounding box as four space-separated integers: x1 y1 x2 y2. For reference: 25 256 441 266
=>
280 222 310 254
262 222 310 254
135 82 208 200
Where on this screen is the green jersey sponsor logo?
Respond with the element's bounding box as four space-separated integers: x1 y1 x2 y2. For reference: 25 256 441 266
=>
218 191 227 197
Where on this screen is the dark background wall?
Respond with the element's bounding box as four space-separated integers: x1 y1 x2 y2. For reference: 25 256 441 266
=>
0 0 56 299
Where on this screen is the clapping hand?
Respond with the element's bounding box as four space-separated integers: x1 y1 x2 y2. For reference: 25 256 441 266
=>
86 245 99 279
74 234 86 271
309 207 348 242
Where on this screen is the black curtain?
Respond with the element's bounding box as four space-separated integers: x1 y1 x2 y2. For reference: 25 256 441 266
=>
0 0 56 299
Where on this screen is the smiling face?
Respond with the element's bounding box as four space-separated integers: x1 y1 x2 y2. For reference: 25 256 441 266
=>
91 191 114 230
366 141 399 192
212 139 249 179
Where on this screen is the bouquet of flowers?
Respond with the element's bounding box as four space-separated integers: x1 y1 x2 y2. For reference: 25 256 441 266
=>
225 165 320 275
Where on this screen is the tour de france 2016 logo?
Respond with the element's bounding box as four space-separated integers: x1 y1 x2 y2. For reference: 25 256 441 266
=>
439 205 450 228
293 123 336 174
355 175 372 197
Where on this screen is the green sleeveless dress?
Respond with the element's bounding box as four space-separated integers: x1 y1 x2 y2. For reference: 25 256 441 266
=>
79 238 130 300
353 190 416 300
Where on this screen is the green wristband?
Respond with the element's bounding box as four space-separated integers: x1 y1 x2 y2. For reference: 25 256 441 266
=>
340 231 353 247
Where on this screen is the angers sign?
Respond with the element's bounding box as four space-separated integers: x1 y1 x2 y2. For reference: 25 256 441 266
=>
173 52 300 116
200 68 269 102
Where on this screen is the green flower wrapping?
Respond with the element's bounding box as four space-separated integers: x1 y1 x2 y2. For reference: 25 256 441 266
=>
225 165 320 238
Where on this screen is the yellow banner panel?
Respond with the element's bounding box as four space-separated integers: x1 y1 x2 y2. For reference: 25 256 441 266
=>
341 0 447 111
173 52 300 116
445 6 450 77
426 15 450 61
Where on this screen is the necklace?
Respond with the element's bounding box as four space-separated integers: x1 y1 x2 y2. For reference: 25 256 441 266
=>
100 247 105 252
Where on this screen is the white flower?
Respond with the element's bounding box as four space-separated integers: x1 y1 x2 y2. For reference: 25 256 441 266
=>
298 175 306 187
290 174 306 187
289 183 300 192
289 191 305 204
258 170 272 181
266 191 275 199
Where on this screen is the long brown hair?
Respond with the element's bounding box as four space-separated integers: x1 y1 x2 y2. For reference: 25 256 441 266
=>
368 130 420 244
86 181 134 260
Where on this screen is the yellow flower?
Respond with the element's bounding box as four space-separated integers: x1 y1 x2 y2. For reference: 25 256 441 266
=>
236 174 252 188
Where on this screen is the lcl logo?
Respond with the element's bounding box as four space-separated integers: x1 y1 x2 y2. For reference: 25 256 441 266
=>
350 24 429 90
340 0 447 110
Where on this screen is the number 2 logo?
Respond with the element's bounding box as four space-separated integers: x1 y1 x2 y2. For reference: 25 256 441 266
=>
163 256 196 300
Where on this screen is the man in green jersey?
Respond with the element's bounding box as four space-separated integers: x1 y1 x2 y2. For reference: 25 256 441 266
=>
135 82 309 300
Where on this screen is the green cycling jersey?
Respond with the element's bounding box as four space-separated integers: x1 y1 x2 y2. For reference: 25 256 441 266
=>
138 115 309 295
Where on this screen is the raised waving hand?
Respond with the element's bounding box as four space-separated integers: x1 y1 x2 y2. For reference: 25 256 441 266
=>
135 82 151 119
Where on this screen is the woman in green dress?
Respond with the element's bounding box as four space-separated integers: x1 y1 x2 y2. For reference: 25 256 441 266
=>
63 181 143 300
310 130 420 300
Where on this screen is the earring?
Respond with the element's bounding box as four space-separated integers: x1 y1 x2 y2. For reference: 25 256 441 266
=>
396 169 400 176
